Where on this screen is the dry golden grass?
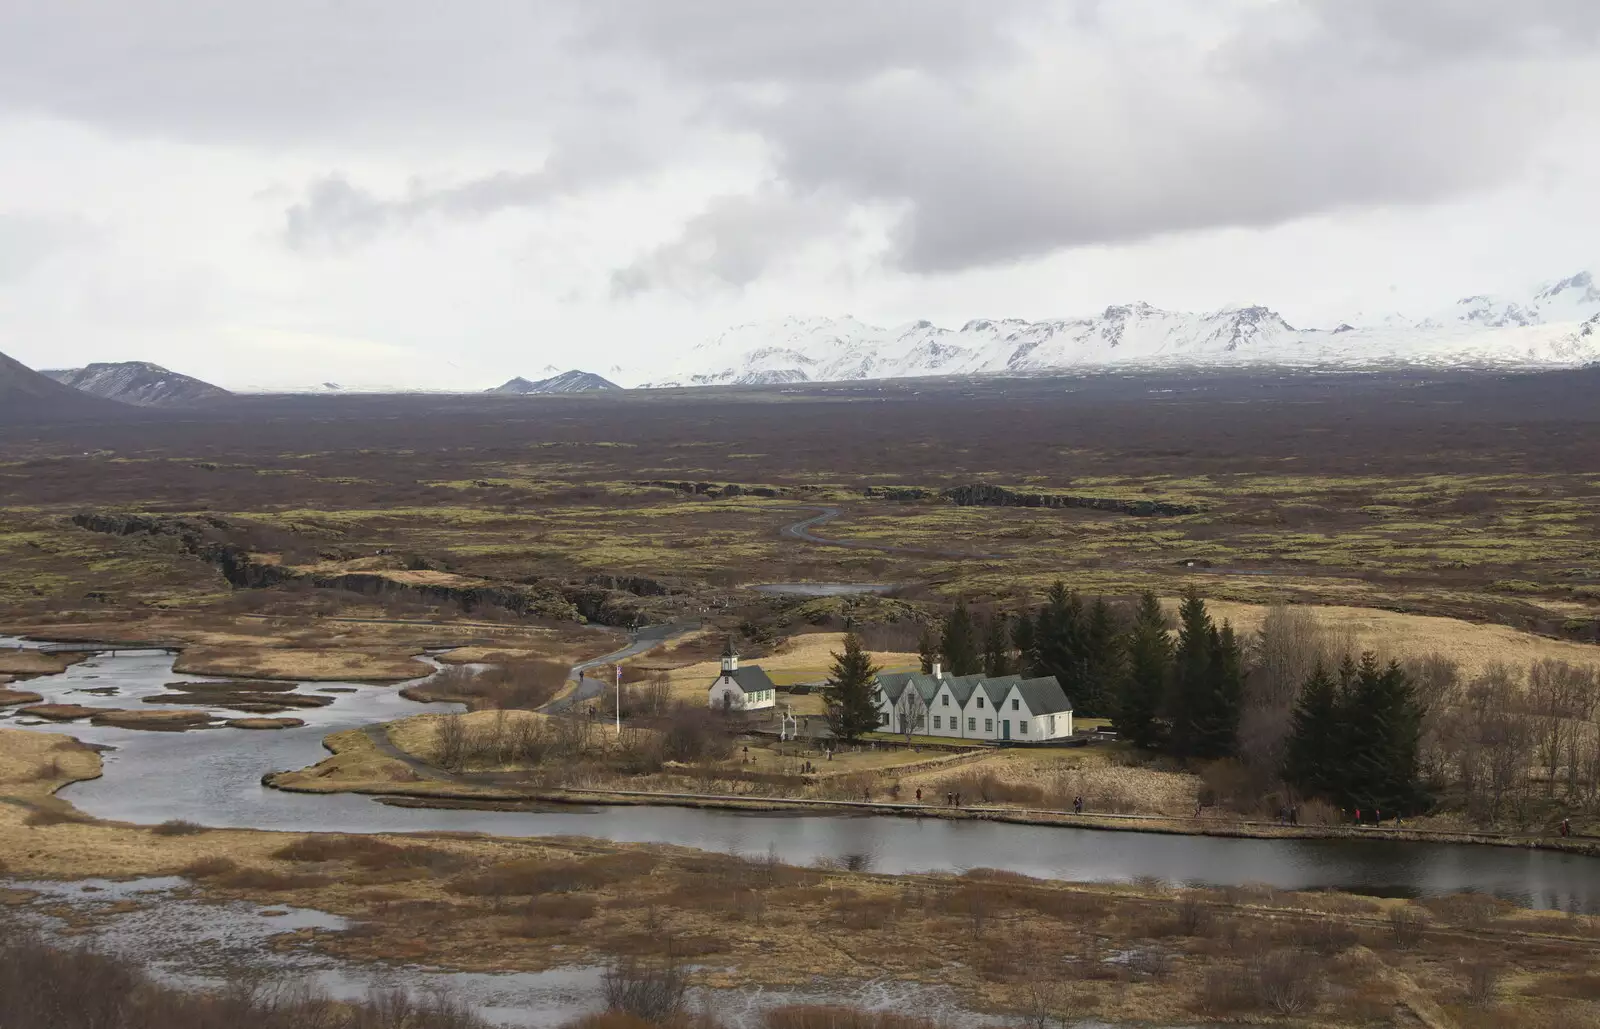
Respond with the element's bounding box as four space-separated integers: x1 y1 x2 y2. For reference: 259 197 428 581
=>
226 716 305 730
268 727 427 792
0 650 83 676
0 688 43 706
637 632 918 704
0 729 102 799
88 709 213 731
171 646 433 682
1192 599 1600 676
899 746 1199 815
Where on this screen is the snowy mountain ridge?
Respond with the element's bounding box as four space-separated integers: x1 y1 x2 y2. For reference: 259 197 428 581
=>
639 271 1600 387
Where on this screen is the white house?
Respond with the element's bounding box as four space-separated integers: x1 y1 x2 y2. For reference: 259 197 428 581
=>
874 664 1073 742
707 640 777 711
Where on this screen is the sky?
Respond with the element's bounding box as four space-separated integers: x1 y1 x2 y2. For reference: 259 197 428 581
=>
1 0 1598 390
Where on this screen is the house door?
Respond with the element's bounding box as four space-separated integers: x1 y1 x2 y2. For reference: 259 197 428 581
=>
1002 720 1011 740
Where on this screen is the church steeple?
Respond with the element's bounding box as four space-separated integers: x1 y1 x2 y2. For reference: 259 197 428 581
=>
721 638 739 673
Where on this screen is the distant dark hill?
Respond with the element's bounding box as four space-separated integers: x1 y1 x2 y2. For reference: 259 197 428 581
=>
0 349 127 423
488 370 620 394
41 361 230 407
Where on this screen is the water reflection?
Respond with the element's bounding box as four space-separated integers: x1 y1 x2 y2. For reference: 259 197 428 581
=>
5 641 1600 912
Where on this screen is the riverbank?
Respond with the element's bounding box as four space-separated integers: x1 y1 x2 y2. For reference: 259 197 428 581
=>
267 718 1600 858
8 723 1600 1027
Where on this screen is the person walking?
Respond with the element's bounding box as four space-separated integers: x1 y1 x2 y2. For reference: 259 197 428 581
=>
915 787 922 803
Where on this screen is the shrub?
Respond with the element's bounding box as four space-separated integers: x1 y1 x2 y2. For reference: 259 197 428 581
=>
150 820 206 836
181 856 237 879
1255 949 1322 1015
1464 961 1501 1007
764 1006 945 1029
1175 895 1213 936
23 807 91 827
601 955 688 1024
1388 906 1430 949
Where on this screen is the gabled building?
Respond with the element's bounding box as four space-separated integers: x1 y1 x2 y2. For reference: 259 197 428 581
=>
707 640 777 711
874 663 1073 741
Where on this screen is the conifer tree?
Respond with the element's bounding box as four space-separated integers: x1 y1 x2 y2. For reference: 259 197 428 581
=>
916 627 938 675
1080 596 1123 717
1168 589 1214 758
1188 621 1243 760
940 600 982 676
981 614 1013 677
1114 592 1171 749
1283 663 1340 800
1011 612 1038 675
1035 583 1087 703
1343 654 1429 815
825 633 882 741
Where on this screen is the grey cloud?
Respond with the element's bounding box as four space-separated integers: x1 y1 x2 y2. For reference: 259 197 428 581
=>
284 170 561 249
0 215 94 283
610 188 842 295
577 0 1047 84
610 0 1600 281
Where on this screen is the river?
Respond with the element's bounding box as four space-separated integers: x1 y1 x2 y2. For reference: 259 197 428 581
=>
4 641 1598 912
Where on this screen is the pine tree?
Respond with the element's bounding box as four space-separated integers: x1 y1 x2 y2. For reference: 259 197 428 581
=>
1342 654 1429 815
1283 663 1340 800
981 614 1013 677
1011 612 1038 675
940 600 982 676
1035 583 1087 704
1114 592 1170 749
1168 590 1214 758
1080 596 1123 718
1187 621 1242 760
825 633 882 742
916 627 938 675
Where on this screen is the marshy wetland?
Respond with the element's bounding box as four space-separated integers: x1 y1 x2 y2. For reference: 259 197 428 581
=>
6 371 1600 1026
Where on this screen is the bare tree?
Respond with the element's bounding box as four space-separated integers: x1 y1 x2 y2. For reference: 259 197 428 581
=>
1243 605 1330 773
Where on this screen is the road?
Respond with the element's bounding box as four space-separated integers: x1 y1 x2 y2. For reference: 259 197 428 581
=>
780 506 1004 560
543 620 698 713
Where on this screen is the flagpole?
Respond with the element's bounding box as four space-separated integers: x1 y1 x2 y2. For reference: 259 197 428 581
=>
615 664 622 734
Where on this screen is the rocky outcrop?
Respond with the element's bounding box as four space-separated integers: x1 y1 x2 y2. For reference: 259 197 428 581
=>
940 483 1200 517
862 486 935 501
70 511 294 587
632 480 790 499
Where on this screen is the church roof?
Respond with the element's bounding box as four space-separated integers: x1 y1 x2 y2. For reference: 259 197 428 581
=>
728 665 775 693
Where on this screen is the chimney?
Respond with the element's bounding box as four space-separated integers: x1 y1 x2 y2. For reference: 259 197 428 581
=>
932 662 942 679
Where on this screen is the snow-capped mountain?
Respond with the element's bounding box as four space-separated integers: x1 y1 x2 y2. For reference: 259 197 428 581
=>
639 271 1600 387
41 361 230 406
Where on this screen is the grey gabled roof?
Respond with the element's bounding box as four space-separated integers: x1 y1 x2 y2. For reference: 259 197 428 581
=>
1013 676 1073 715
731 666 775 693
875 670 1024 708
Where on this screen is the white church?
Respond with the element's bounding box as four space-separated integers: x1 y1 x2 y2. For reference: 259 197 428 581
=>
873 664 1074 742
706 640 778 712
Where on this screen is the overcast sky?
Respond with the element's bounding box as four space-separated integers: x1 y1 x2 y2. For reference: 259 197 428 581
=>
1 0 1598 389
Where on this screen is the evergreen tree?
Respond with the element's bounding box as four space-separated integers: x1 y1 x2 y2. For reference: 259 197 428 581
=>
1080 596 1123 717
1188 621 1243 760
916 627 938 675
1283 663 1340 800
1035 583 1088 705
1011 612 1038 675
981 614 1013 678
1342 654 1429 815
1168 590 1214 758
940 600 982 675
1114 592 1170 749
825 633 882 741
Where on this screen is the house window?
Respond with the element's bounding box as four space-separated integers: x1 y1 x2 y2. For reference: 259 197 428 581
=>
984 719 993 732
879 712 889 725
1019 721 1027 734
1050 715 1056 733
967 717 976 731
940 695 949 706
933 716 941 729
1012 698 1020 710
976 696 984 709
